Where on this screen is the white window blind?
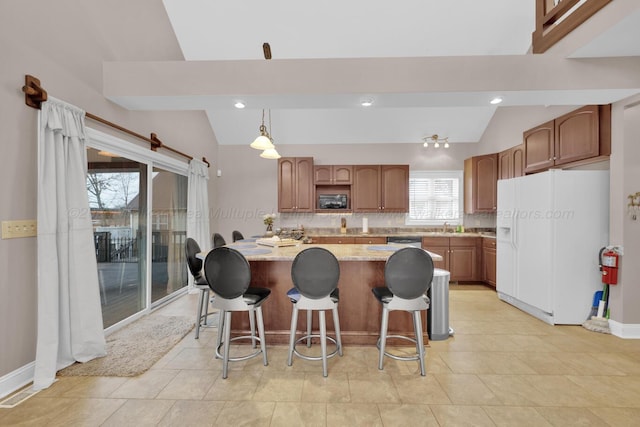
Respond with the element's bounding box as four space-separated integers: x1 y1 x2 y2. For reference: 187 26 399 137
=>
406 171 462 225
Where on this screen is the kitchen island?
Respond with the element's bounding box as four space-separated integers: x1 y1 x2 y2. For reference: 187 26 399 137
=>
219 243 443 345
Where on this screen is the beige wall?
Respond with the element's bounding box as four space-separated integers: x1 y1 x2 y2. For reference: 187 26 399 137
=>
216 142 485 239
1 0 639 391
478 105 580 154
0 1 219 380
215 105 591 239
608 94 640 324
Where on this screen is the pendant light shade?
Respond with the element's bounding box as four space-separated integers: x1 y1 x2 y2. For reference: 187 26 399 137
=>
250 132 274 150
260 147 281 159
250 110 275 150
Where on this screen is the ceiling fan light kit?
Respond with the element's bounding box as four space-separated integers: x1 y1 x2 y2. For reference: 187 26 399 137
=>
422 134 449 148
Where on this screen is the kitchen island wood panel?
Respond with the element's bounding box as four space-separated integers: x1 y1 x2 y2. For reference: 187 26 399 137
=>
221 243 441 345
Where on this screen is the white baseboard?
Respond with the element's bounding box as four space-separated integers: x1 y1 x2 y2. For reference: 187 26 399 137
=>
497 292 554 325
608 319 640 339
0 362 34 400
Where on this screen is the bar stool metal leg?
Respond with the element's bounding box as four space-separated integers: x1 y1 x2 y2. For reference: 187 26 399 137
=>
306 310 312 347
287 305 299 366
378 307 389 370
332 305 343 356
413 310 426 375
319 310 328 377
249 308 256 349
215 309 225 359
195 288 209 339
256 306 268 366
222 310 233 379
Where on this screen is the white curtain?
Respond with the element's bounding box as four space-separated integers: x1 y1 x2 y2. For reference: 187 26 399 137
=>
33 98 106 390
186 158 211 286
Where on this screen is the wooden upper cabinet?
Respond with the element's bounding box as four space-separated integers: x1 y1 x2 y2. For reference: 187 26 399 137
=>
352 165 381 212
554 104 600 166
277 157 314 213
524 105 611 174
314 165 332 185
352 165 409 212
314 165 353 185
498 144 525 180
512 144 525 178
498 149 511 180
524 120 555 174
464 154 498 214
380 165 409 212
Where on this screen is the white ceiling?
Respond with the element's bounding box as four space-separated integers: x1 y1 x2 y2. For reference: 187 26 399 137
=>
107 0 640 146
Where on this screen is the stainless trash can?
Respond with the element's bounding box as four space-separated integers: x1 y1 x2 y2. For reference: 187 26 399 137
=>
427 268 452 341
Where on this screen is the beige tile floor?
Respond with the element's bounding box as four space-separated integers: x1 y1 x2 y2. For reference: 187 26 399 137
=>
2 286 640 426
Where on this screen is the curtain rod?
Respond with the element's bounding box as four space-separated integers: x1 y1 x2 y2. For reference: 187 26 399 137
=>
21 75 210 167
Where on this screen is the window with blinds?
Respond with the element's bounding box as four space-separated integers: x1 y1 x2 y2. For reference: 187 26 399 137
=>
406 171 462 225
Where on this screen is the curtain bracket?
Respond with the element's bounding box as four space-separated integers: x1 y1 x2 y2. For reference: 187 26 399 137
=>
149 133 163 151
202 157 210 167
22 75 48 109
20 74 209 167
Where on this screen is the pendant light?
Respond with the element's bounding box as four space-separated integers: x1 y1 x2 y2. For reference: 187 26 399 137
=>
250 109 275 150
260 147 281 159
260 109 281 159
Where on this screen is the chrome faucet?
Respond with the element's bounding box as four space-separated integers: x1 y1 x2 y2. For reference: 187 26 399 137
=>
442 222 449 233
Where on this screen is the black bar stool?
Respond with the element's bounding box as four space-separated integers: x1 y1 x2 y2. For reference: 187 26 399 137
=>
372 247 434 375
287 247 343 377
185 237 212 339
204 247 271 379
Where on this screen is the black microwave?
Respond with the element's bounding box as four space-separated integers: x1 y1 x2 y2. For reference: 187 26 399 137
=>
318 194 348 209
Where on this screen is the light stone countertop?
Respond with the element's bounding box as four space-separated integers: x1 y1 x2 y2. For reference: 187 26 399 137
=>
307 231 496 239
201 243 443 262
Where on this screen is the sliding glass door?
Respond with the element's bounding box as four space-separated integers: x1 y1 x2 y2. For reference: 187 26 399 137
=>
86 137 190 329
151 167 188 305
87 147 148 328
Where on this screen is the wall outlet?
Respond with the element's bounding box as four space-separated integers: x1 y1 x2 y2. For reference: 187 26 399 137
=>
1 220 37 239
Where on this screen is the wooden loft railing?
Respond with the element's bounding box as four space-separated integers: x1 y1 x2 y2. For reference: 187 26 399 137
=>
532 0 612 53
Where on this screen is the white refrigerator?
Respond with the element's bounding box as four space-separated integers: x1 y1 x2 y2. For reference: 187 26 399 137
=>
496 170 609 324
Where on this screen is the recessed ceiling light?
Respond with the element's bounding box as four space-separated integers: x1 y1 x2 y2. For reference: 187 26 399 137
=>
234 101 246 109
490 97 503 105
361 100 373 107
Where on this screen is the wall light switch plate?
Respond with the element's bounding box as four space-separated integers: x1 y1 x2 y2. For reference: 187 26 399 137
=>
1 220 37 239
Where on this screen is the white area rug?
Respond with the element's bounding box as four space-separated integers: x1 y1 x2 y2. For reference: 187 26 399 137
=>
58 315 194 377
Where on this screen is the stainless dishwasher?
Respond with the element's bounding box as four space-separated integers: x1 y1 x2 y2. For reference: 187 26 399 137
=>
386 236 422 247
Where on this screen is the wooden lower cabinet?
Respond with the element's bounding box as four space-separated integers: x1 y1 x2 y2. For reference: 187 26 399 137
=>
353 236 386 244
482 238 497 287
422 236 481 282
311 236 386 244
312 236 354 244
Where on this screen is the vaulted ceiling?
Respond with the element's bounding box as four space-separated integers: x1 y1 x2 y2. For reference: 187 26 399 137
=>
103 0 640 146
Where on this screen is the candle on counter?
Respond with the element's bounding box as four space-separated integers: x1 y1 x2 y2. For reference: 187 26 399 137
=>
362 217 369 233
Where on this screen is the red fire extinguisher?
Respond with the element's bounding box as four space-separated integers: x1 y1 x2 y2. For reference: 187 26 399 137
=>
600 248 620 285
